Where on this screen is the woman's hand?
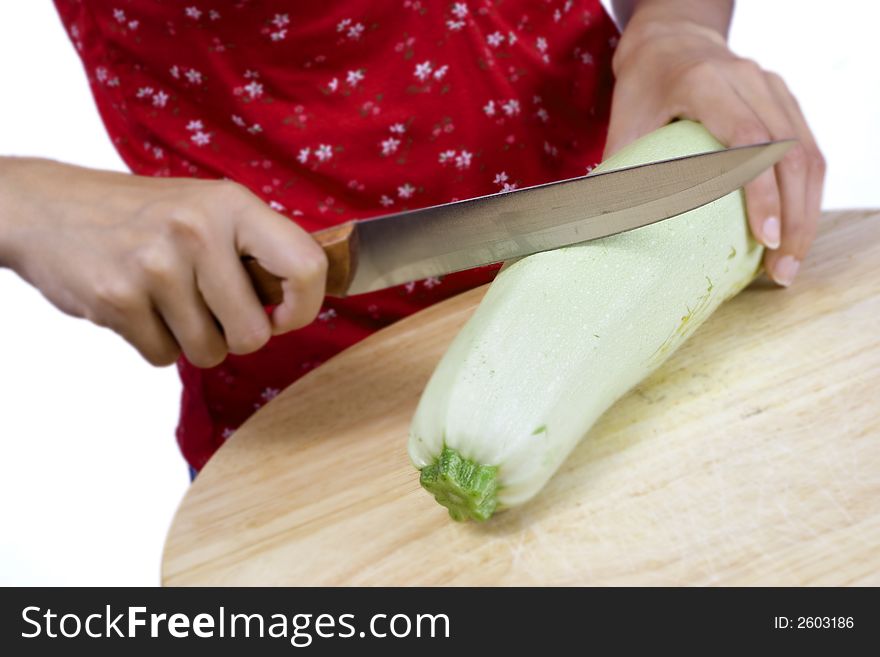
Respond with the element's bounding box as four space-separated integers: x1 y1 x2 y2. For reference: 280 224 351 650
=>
605 1 826 286
0 157 327 367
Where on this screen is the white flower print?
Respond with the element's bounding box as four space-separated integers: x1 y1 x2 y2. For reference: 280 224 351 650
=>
244 70 260 79
136 86 154 98
447 20 465 31
261 387 280 401
221 427 235 440
536 108 549 123
247 124 263 134
184 69 203 84
185 119 204 132
269 200 285 212
244 81 264 99
231 114 246 127
397 183 415 199
336 18 352 32
346 69 365 87
433 65 449 81
508 32 518 46
113 9 126 23
184 6 202 20
536 37 548 53
414 61 433 82
327 77 339 92
501 98 520 116
379 195 395 207
95 66 108 83
191 131 211 146
271 29 287 41
501 182 518 192
314 144 334 162
438 150 456 164
209 10 220 20
423 276 441 289
451 3 468 19
152 91 169 107
487 31 505 47
544 141 559 157
454 150 473 170
152 147 164 160
389 123 406 134
493 171 509 185
380 137 400 156
297 147 310 164
404 281 416 294
169 65 180 79
318 308 337 322
483 100 496 117
580 52 594 65
554 8 562 22
128 20 139 31
347 23 365 40
272 13 289 28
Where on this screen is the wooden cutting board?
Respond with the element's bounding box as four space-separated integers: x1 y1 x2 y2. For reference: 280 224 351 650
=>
162 210 880 586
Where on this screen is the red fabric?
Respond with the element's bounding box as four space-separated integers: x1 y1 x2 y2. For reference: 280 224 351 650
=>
53 0 618 470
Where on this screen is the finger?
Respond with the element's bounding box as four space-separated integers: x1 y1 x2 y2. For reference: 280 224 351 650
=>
723 64 808 286
195 249 272 356
234 203 328 335
676 66 782 252
764 72 825 279
149 266 228 369
89 280 180 366
123 306 181 367
603 78 672 159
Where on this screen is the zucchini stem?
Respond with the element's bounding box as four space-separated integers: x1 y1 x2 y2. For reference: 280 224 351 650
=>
420 446 498 522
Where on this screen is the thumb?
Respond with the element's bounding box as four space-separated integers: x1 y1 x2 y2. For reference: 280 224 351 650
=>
602 89 670 160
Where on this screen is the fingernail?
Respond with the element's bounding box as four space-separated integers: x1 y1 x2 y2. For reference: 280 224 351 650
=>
762 216 781 249
772 255 800 287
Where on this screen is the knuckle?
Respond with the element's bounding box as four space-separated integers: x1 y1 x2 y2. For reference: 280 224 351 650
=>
782 144 810 173
227 321 271 355
811 149 827 177
186 344 228 369
680 61 718 85
212 180 252 207
143 343 180 367
92 280 139 315
735 57 763 77
733 121 770 147
135 246 177 285
165 208 209 251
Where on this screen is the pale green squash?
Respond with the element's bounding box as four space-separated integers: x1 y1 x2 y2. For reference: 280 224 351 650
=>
408 120 764 521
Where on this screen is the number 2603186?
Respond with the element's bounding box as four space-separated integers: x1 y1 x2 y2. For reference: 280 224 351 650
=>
774 617 854 629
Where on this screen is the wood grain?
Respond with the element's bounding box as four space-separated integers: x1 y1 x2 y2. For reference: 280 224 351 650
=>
163 210 880 586
242 221 358 305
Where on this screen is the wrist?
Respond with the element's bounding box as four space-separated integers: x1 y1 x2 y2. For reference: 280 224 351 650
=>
614 1 731 74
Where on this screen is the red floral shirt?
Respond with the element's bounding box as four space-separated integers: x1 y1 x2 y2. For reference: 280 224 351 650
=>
53 0 618 470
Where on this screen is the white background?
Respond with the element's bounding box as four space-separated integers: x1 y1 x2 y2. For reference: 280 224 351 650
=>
1 1 878 585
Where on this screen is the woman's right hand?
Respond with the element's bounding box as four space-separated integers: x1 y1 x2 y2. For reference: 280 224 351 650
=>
0 157 328 367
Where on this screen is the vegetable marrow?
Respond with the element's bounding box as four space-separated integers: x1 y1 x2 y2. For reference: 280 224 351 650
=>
408 120 764 521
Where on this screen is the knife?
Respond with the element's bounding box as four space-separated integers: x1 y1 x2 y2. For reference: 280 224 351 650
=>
244 139 793 303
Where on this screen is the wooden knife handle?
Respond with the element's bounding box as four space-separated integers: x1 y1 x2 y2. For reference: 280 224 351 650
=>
242 221 359 306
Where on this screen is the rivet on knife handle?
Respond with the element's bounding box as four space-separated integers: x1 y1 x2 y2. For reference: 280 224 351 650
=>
241 221 359 306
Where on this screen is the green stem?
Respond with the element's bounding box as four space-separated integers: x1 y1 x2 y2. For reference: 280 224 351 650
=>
420 447 499 522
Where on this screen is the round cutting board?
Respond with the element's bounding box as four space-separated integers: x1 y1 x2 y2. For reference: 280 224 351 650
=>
162 210 880 585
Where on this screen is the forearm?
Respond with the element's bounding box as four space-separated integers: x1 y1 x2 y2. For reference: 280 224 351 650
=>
0 156 38 271
613 0 733 35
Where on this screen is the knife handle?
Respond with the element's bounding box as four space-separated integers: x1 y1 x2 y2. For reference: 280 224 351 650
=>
241 221 359 306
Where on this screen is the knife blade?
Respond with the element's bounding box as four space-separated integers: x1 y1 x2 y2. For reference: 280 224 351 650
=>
244 139 793 302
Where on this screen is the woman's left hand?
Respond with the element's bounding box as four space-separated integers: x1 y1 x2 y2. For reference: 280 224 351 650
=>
605 14 826 286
